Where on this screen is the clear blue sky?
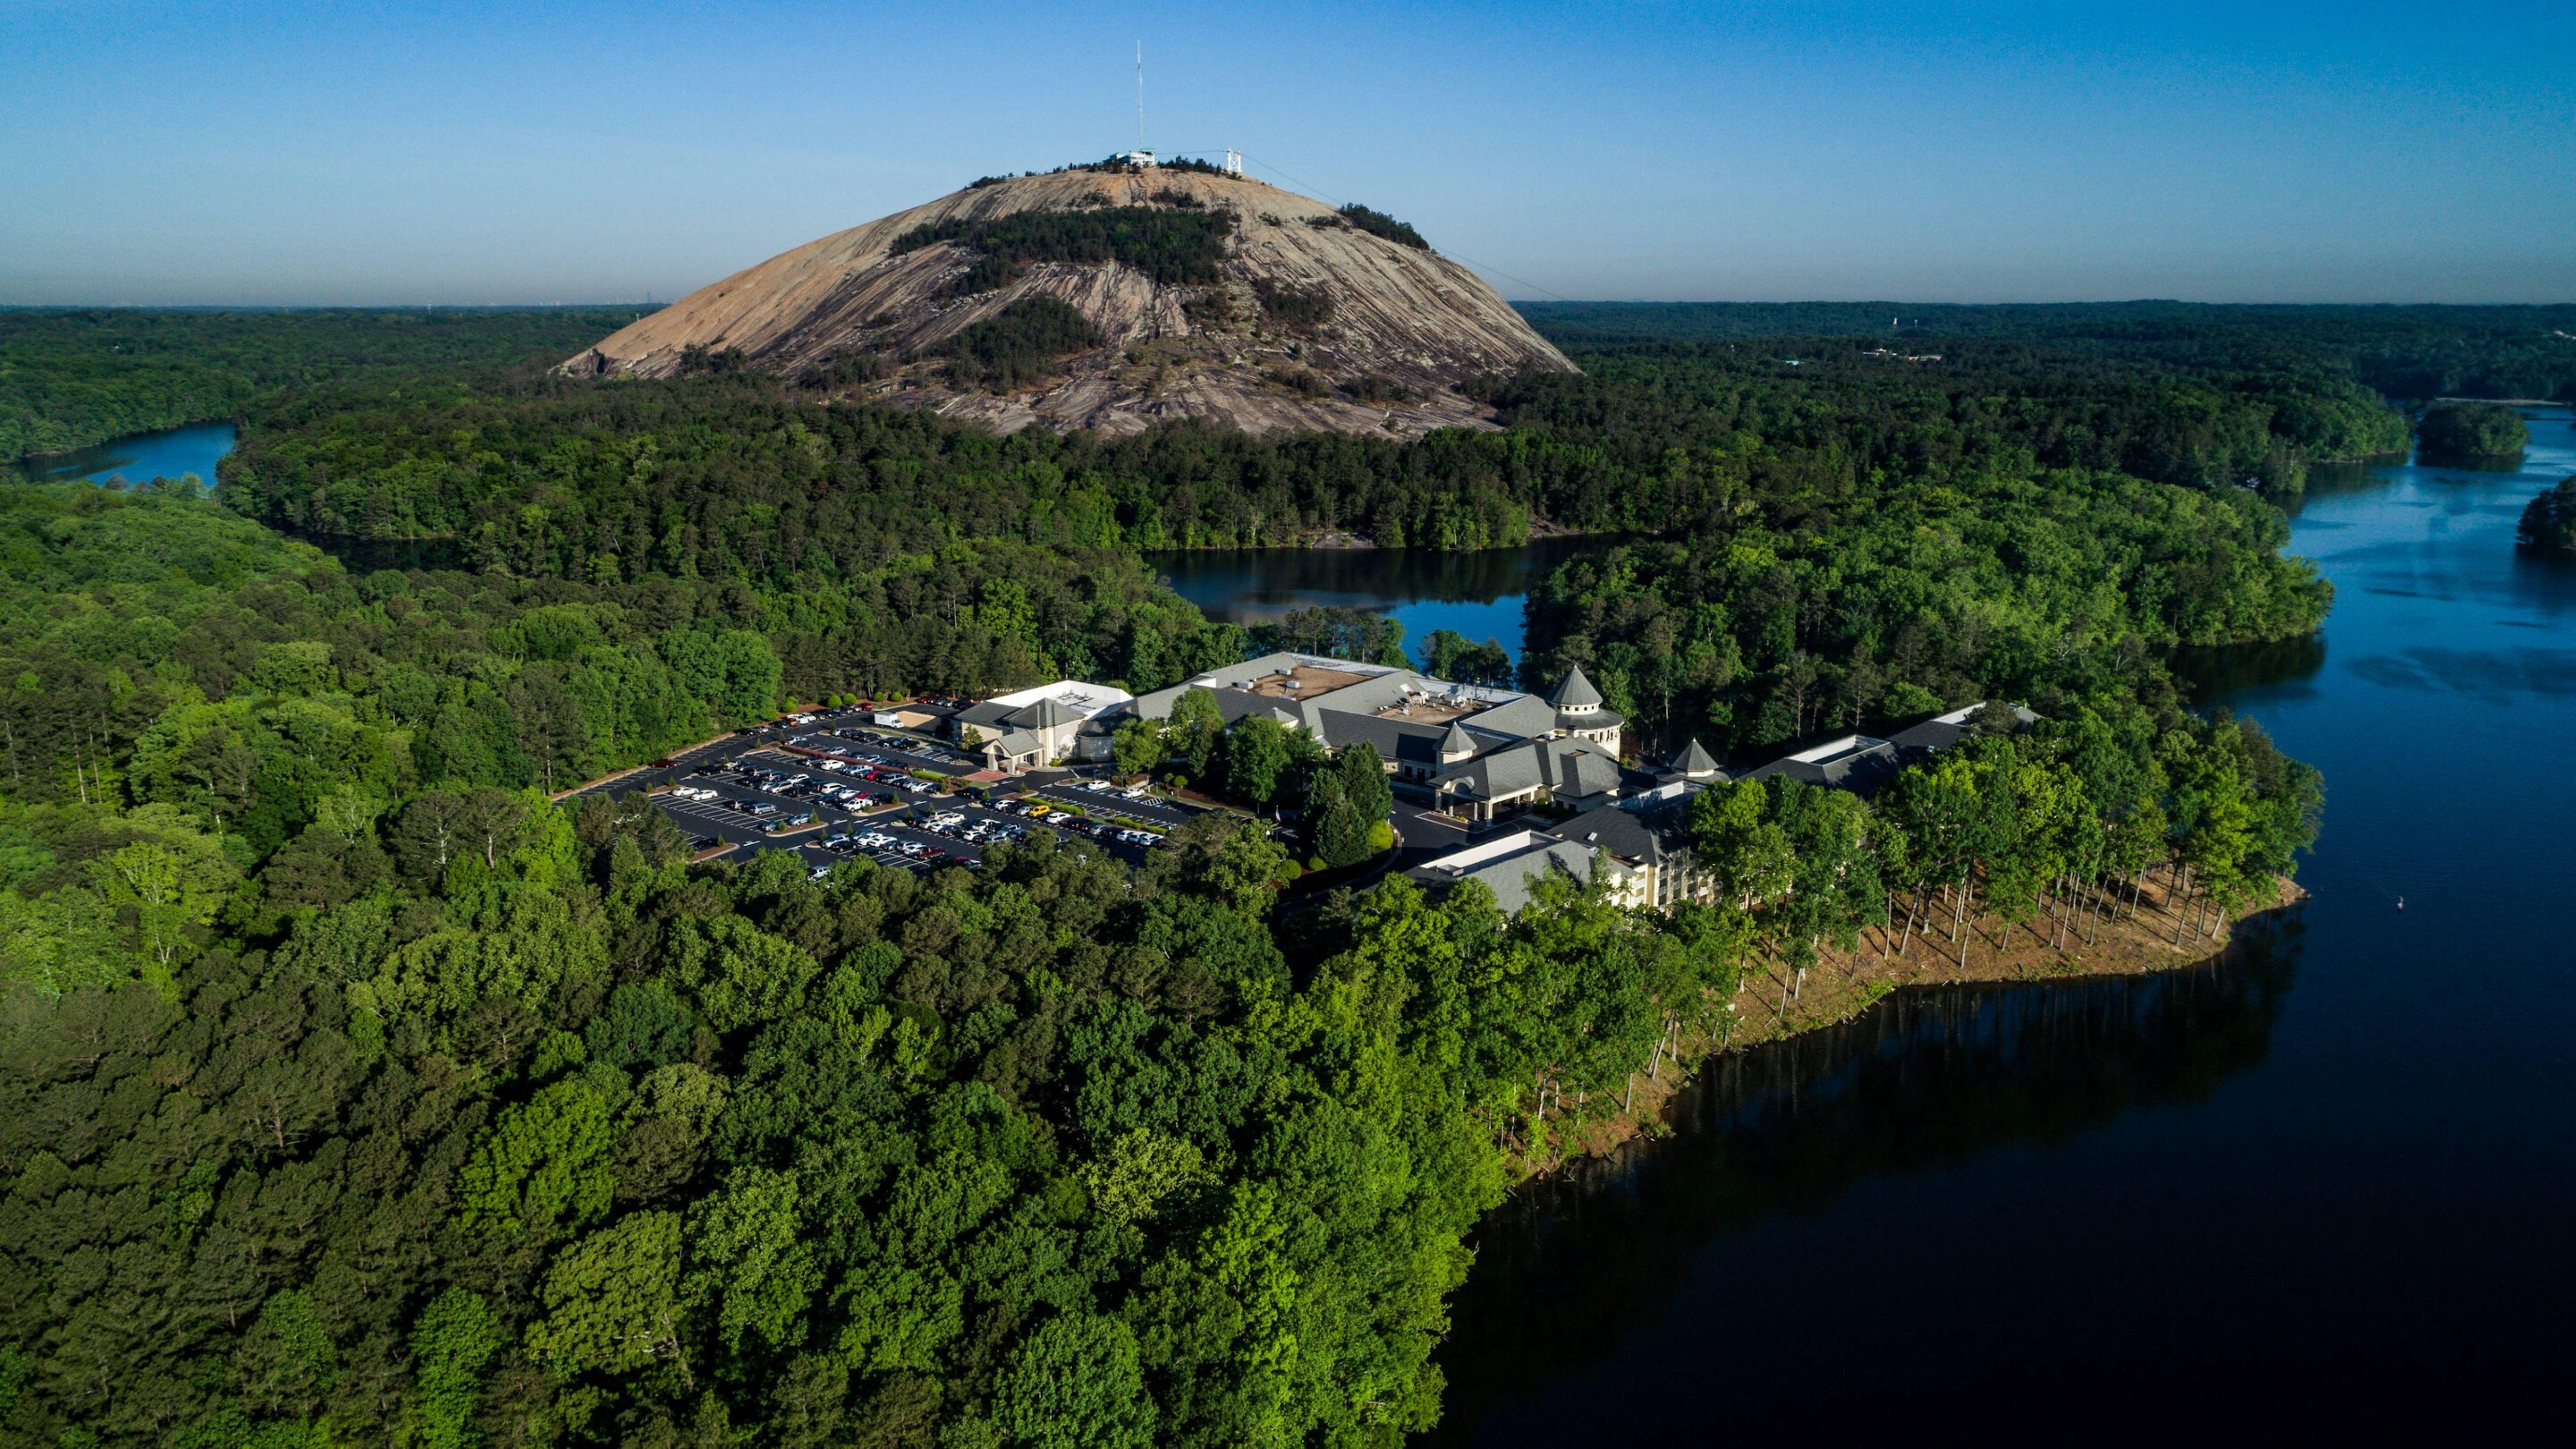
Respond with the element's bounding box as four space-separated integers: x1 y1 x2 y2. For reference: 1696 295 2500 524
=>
4 0 2569 305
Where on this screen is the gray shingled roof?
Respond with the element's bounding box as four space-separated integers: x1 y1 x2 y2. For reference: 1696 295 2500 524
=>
1440 742 1547 800
1416 837 1597 915
1888 702 2041 753
1549 803 1664 863
1744 736 1901 795
1549 745 1623 800
1463 693 1558 740
1667 738 1721 775
1441 723 1476 756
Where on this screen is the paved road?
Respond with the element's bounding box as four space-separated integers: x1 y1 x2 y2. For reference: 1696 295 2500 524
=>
1389 796 1484 868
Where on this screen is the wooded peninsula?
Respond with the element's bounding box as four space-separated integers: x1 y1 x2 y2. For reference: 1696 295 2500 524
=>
0 299 2554 1446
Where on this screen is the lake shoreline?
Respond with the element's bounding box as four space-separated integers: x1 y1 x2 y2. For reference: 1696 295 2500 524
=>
12 415 225 465
1511 871 2311 1181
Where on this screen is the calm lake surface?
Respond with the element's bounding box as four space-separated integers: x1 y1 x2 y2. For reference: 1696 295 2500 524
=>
12 422 237 486
1149 536 1612 664
1422 410 2576 1445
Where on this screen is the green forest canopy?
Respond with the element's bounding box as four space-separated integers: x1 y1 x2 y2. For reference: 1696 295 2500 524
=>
2518 477 2576 552
0 308 652 462
0 481 2315 1444
891 208 1237 296
0 302 2369 1445
1517 299 2576 403
2414 399 2530 459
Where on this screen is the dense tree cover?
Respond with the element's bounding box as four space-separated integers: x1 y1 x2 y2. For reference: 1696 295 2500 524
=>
1246 607 1410 669
1106 693 1394 870
890 208 1236 295
931 299 1104 393
2518 478 2576 552
1488 338 2408 500
0 480 1238 826
1249 278 1333 330
1519 458 2327 755
2414 400 2529 460
0 740 1769 1446
214 374 1546 557
1688 704 2319 1002
1419 631 1513 689
1518 300 2576 404
0 298 2344 1443
1330 206 1431 253
0 309 646 462
215 336 2394 575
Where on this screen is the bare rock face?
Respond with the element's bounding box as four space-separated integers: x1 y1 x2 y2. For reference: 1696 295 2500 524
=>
562 169 1573 438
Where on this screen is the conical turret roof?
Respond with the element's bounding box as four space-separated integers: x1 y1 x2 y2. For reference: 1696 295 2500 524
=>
1548 665 1604 711
1668 738 1720 775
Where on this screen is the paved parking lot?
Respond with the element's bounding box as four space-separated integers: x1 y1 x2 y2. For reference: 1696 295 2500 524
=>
782 724 982 779
626 764 1166 877
1025 780 1205 832
562 703 970 805
560 703 1252 876
970 796 1156 865
615 739 940 875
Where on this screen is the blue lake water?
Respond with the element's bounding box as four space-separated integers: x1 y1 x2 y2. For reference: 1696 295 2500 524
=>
1148 536 1612 667
1420 410 2576 1444
12 422 238 487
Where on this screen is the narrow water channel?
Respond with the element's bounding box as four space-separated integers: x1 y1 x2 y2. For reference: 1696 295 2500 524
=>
1423 410 2576 1445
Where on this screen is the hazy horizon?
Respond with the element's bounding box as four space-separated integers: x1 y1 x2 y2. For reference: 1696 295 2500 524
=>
6 1 2571 308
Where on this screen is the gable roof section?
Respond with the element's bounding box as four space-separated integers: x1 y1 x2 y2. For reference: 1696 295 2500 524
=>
1438 742 1548 801
1462 693 1559 740
1888 701 2042 753
1545 740 1624 800
1744 734 1901 795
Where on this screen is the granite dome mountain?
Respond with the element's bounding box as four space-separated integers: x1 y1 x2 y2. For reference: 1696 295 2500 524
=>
563 165 1573 436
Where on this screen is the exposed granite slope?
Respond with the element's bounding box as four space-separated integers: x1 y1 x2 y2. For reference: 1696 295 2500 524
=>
562 169 1572 438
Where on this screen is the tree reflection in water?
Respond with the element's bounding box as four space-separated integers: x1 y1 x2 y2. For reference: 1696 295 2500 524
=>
1429 917 2303 1446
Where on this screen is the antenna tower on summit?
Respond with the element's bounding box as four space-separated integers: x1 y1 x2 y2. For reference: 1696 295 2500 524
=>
1117 42 1157 167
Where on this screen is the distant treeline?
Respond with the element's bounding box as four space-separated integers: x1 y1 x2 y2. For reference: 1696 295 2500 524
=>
0 308 649 461
211 363 2336 763
215 328 2410 596
1518 300 2576 403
